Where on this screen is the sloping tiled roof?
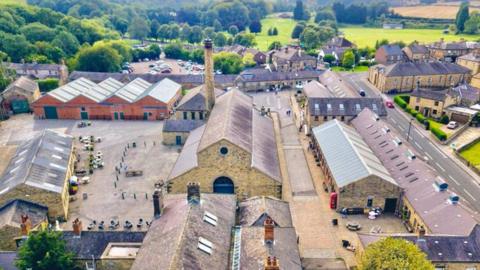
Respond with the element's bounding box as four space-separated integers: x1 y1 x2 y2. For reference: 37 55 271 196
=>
410 89 448 102
273 47 317 62
168 89 282 183
113 78 152 102
303 81 333 98
4 76 38 95
131 193 236 270
458 52 480 63
406 44 429 54
139 78 181 103
236 68 321 83
176 85 224 112
312 120 397 188
163 119 205 133
0 129 73 194
351 108 478 236
452 84 480 102
382 62 471 77
380 44 403 56
0 199 48 229
327 37 354 48
7 63 65 71
239 196 293 227
308 97 387 116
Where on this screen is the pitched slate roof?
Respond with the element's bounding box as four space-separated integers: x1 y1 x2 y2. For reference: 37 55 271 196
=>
0 129 73 195
138 78 181 103
410 89 449 102
176 85 224 112
168 89 282 182
452 84 480 103
382 62 471 77
7 63 65 71
308 97 387 117
312 120 397 188
236 68 321 83
4 76 38 95
380 44 403 56
351 108 478 236
303 80 332 98
113 78 152 102
47 77 107 103
358 225 480 263
0 199 47 229
63 231 146 259
239 196 293 227
327 37 354 48
458 52 480 63
406 44 429 54
131 194 236 270
163 119 205 133
272 47 317 62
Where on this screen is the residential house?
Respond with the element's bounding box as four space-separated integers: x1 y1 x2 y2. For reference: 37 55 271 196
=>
451 83 480 107
318 47 347 65
403 43 430 62
320 37 356 65
0 76 40 114
457 52 480 75
472 73 480 89
325 37 356 50
368 62 471 93
162 119 204 146
174 85 224 121
223 45 267 66
375 44 405 65
270 47 317 72
428 39 471 62
234 68 321 92
311 120 402 212
409 88 458 118
7 62 69 85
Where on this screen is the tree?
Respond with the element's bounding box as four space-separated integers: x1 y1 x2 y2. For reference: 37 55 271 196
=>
228 25 239 36
188 26 204 43
456 2 470 33
128 17 150 42
33 42 65 63
180 24 192 42
15 230 75 270
214 1 250 31
342 50 355 68
293 0 305 20
268 41 282 51
0 61 15 92
168 24 180 40
291 23 305 39
164 43 188 59
204 27 215 39
0 32 35 62
214 32 227 47
213 20 223 32
272 27 278 35
358 237 434 270
323 54 335 64
243 52 256 67
20 23 56 43
233 33 256 47
150 20 161 40
158 24 170 41
315 9 336 23
375 39 389 49
464 13 480 34
74 44 122 72
249 21 262 34
214 51 244 74
52 31 80 56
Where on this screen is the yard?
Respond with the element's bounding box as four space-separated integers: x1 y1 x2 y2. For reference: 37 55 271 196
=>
428 118 454 138
331 66 369 72
256 16 297 51
459 141 480 170
339 26 478 48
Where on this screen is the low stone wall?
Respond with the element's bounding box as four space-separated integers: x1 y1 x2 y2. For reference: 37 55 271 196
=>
454 136 480 176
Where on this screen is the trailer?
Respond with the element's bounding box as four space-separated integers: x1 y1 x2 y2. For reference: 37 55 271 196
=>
125 170 143 177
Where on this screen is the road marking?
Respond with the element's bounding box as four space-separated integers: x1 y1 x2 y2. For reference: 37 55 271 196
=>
391 118 396 124
436 162 446 172
416 131 425 139
464 189 477 201
414 142 423 150
449 175 460 185
426 152 433 159
399 126 404 131
435 148 448 159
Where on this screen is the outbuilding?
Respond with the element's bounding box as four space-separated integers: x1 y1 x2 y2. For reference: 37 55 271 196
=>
1 76 40 114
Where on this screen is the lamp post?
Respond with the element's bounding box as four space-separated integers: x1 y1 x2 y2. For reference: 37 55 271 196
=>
406 118 413 142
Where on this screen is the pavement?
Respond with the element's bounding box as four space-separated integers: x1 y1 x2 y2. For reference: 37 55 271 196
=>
342 72 480 213
451 127 480 149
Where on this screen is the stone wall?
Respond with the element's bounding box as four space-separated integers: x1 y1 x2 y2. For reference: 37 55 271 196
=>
0 225 20 250
162 131 189 146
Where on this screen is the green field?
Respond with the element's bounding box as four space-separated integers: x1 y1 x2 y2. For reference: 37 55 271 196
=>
331 66 369 72
460 141 480 169
339 27 479 48
0 0 27 5
256 16 297 51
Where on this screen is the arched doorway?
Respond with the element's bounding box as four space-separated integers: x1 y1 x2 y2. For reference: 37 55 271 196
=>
213 177 234 194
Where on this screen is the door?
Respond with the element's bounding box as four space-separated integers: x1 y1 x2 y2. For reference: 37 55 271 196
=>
213 177 234 194
11 99 29 114
80 112 88 120
44 106 58 119
114 112 119 120
175 136 182 145
120 112 125 120
451 113 469 124
384 198 397 213
143 112 148 120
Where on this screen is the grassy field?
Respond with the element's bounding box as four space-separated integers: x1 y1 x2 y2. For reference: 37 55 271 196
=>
331 66 369 72
391 5 480 19
339 27 479 48
256 16 297 51
460 141 480 169
0 0 27 5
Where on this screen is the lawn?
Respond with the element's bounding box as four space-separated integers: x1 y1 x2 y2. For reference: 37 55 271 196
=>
256 16 297 51
428 118 453 138
339 27 479 48
331 66 369 72
460 141 480 169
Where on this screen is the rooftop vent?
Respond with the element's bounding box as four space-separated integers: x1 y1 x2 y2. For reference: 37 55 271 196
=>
434 177 448 192
203 211 218 226
449 194 460 204
372 115 379 122
198 237 213 255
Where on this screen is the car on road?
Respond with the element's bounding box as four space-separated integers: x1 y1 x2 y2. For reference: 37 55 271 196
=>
385 100 394 108
447 121 459 129
359 89 366 97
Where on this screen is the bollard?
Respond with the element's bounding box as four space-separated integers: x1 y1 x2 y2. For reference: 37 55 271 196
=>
116 174 119 181
145 193 148 199
114 181 117 188
144 141 146 147
134 193 136 200
122 192 125 200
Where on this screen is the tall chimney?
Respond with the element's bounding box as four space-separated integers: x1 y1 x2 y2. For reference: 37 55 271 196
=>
153 181 164 219
204 39 215 115
20 214 31 236
72 218 82 238
264 217 274 244
187 182 200 205
264 256 280 270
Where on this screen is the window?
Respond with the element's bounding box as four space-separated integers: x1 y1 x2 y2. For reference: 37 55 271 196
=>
81 107 86 111
433 109 438 115
191 112 196 120
183 112 188 120
314 116 319 121
323 116 328 121
367 197 373 208
340 116 345 121
220 146 228 155
434 101 439 106
199 112 204 120
415 106 419 111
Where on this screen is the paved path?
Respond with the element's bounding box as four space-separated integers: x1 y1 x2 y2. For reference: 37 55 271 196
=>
451 127 480 149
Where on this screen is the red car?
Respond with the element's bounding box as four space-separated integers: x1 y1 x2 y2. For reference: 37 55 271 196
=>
385 100 394 108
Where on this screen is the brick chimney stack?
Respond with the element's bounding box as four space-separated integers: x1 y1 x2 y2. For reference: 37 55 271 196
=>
264 217 274 244
73 218 82 237
153 181 164 219
204 39 215 116
264 256 280 270
187 182 200 205
20 214 31 236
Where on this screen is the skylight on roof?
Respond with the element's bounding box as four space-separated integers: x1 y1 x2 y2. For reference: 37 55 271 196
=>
49 163 66 171
15 157 24 164
54 147 65 152
198 237 214 255
327 104 332 110
9 166 20 174
203 211 218 226
51 154 62 160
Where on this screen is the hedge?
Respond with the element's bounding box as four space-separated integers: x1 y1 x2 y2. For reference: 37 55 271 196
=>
394 96 407 109
440 115 450 124
38 78 59 92
409 109 418 118
431 127 447 141
416 113 426 124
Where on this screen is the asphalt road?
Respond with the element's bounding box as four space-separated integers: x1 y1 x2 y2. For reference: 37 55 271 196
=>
342 72 480 213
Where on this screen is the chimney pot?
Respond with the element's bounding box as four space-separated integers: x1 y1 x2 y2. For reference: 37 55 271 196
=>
187 182 200 205
264 216 274 244
73 218 82 237
264 256 280 270
418 226 426 238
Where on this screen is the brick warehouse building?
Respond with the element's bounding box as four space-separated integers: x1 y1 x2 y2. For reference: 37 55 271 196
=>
31 77 181 120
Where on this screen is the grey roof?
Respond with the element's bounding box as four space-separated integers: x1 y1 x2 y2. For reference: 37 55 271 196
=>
452 84 480 102
382 62 471 77
327 37 354 48
163 119 205 133
7 63 66 71
410 89 448 102
236 68 321 83
0 129 73 195
308 97 387 117
379 44 403 56
0 252 17 270
169 89 282 182
176 85 224 112
0 199 47 229
272 47 317 62
63 231 146 259
406 44 429 54
239 196 293 227
318 70 356 98
312 120 396 188
240 227 302 270
359 225 480 263
113 78 152 103
131 193 236 270
139 78 181 103
97 77 124 93
431 41 469 50
4 76 38 95
47 77 105 102
351 108 478 236
458 52 480 63
303 80 333 98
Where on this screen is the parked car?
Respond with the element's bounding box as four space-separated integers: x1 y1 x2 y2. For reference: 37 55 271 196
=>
359 89 366 97
385 100 394 109
447 121 459 129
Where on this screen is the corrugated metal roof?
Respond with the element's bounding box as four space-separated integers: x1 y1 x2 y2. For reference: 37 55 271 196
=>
113 78 152 102
141 78 181 103
98 78 124 93
312 120 396 187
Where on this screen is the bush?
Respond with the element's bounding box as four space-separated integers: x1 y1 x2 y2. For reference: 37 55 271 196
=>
416 113 426 124
394 95 407 109
440 115 449 124
431 127 447 141
424 120 430 130
37 78 59 92
398 94 410 103
409 109 418 118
